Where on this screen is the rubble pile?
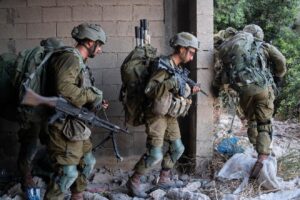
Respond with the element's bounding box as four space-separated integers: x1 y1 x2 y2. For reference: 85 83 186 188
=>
1 113 300 200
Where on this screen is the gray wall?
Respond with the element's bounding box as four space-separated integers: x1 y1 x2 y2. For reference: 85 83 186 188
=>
0 0 214 172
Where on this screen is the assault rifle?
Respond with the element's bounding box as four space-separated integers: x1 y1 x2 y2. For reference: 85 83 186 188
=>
156 58 209 97
21 88 129 161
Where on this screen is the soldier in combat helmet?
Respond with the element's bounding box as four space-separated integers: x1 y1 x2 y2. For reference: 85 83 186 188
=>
43 23 108 200
213 24 286 178
13 37 65 196
126 32 201 198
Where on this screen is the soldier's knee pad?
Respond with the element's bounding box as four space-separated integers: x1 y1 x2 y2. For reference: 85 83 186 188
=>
170 139 185 162
145 146 163 168
82 152 96 178
59 165 78 192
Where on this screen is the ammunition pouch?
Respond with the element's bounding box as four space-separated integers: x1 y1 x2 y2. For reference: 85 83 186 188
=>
62 118 91 141
152 92 192 117
152 92 173 116
167 96 192 117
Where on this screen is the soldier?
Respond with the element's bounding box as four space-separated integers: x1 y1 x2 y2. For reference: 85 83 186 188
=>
15 38 65 193
242 24 286 178
126 32 201 198
213 24 286 178
43 23 108 200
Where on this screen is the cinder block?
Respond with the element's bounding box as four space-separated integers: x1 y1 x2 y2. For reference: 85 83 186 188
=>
100 21 117 37
72 6 102 21
0 9 6 24
15 38 41 52
104 37 133 53
43 7 72 22
133 5 163 20
196 34 213 51
149 21 164 37
15 7 42 23
0 24 26 39
197 0 213 16
27 23 56 39
197 50 214 70
0 39 12 53
197 14 213 34
116 21 135 36
100 85 121 101
57 0 88 6
0 0 26 8
87 52 118 69
102 68 122 85
150 37 167 55
117 53 130 68
103 6 132 21
196 139 214 156
28 0 56 7
57 22 79 37
132 0 149 5
91 68 103 86
149 0 163 5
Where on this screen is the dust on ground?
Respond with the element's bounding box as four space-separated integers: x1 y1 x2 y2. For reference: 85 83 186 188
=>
1 113 300 200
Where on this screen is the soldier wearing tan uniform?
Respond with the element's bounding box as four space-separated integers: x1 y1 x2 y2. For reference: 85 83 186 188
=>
13 38 65 193
127 32 201 198
213 24 286 178
44 23 108 200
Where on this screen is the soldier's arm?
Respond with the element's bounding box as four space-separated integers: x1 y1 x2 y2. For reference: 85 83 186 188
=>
266 43 287 77
54 53 102 108
145 70 178 99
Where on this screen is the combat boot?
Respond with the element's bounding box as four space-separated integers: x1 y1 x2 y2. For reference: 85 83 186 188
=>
70 192 83 200
126 172 148 198
157 169 184 189
250 154 269 179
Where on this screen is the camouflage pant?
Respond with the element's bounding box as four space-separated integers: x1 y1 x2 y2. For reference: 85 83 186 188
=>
17 121 49 184
44 123 92 200
239 86 275 155
134 114 182 174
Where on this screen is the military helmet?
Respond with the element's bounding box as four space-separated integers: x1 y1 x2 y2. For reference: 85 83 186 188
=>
224 27 237 39
243 24 264 40
40 37 65 50
169 32 200 50
71 23 107 44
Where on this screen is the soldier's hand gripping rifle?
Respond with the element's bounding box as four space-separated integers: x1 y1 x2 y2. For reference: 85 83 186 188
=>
21 88 129 161
156 58 209 97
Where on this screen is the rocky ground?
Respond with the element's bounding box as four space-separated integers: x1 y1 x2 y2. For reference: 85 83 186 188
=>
1 113 300 200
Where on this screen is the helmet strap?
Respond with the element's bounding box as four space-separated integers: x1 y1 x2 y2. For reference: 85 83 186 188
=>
80 42 97 58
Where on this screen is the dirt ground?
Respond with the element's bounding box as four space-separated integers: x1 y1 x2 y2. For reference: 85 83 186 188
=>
1 113 300 200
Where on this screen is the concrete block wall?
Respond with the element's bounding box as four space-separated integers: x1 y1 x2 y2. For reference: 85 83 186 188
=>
0 0 167 167
0 0 215 172
194 0 214 172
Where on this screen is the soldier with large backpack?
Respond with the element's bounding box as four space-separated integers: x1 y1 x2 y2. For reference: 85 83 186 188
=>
213 24 286 178
14 38 65 194
43 23 108 200
126 32 201 198
0 37 64 198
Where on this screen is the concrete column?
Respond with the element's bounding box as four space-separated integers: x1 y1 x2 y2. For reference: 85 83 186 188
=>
189 0 214 173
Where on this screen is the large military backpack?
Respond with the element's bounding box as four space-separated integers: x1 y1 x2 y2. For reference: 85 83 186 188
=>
0 46 73 123
17 46 76 123
218 31 270 95
119 44 157 126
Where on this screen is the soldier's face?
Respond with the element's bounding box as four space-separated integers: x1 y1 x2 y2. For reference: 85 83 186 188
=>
180 47 196 63
88 40 103 58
